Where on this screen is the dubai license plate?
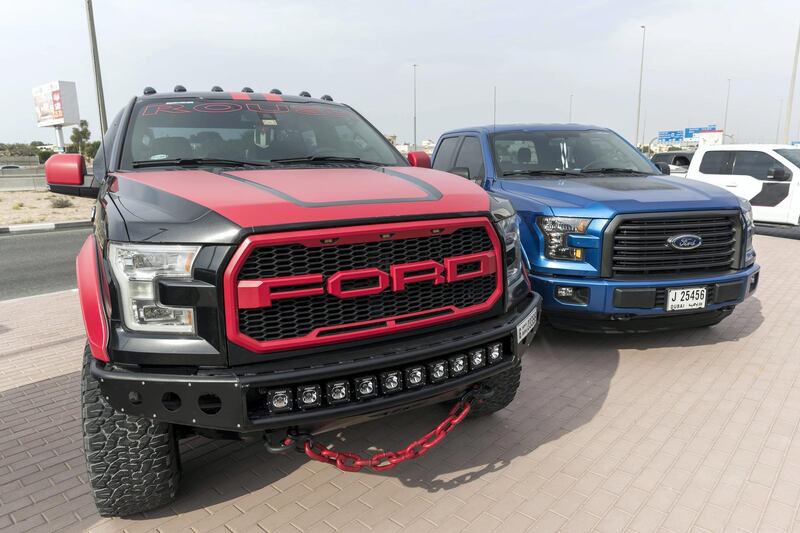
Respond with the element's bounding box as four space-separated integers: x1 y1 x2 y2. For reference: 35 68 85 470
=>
666 287 707 311
516 307 538 341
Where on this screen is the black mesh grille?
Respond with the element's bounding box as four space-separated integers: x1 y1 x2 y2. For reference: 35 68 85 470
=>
237 226 498 342
611 215 739 277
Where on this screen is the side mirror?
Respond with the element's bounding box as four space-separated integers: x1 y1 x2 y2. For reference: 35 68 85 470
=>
45 153 98 197
654 162 671 175
768 167 788 181
407 151 431 168
448 167 471 180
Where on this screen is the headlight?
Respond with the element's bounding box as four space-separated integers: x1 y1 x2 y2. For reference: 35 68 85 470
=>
490 196 523 283
108 243 200 333
740 199 754 230
739 199 755 266
537 216 591 261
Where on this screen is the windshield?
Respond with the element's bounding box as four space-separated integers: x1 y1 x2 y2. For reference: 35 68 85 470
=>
492 129 657 176
120 99 407 169
776 148 800 167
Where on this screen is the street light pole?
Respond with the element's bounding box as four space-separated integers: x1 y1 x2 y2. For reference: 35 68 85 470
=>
493 86 497 130
85 0 108 136
776 99 784 143
782 23 800 144
722 78 731 141
412 64 418 151
634 25 646 147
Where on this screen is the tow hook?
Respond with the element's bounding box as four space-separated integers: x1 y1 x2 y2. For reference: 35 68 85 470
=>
263 386 490 472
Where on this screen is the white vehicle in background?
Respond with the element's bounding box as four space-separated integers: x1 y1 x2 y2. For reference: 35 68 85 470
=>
685 144 800 226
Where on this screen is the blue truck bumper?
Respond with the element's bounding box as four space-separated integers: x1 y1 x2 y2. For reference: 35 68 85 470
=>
531 263 760 332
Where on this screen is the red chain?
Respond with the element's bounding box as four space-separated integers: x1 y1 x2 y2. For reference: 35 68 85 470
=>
298 397 474 472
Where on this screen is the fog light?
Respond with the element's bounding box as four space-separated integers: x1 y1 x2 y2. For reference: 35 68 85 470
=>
297 385 321 409
487 343 503 364
469 349 486 369
354 376 378 400
449 355 467 376
380 371 403 394
326 380 350 404
555 285 589 305
428 361 448 383
405 366 426 388
267 389 293 413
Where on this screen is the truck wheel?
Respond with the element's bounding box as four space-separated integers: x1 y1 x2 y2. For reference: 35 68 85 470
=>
469 359 522 416
81 345 181 517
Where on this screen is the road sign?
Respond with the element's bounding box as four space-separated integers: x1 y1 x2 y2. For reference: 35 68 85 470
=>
658 130 684 142
684 125 717 139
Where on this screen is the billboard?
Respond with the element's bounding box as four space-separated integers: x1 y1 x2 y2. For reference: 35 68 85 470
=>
32 81 80 128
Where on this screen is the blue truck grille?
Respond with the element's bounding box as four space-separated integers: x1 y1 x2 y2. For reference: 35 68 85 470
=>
610 214 740 277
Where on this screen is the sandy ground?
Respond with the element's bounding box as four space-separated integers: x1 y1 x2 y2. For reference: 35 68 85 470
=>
0 190 95 225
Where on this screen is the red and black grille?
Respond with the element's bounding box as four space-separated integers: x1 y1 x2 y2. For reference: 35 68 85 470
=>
223 218 503 353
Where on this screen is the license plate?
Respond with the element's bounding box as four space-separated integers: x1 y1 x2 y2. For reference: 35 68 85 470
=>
666 287 707 311
516 307 538 341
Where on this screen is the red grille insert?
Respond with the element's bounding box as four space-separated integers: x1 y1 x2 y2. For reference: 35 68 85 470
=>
223 217 503 353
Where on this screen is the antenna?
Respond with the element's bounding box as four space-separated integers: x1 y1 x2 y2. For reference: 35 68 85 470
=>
492 86 497 132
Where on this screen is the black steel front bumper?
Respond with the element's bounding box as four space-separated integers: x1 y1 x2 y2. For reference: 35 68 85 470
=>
92 293 541 435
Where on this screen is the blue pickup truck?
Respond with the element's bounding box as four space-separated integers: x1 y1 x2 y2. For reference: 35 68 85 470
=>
424 124 760 331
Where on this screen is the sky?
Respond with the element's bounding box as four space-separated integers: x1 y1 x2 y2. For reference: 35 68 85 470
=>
1 0 799 146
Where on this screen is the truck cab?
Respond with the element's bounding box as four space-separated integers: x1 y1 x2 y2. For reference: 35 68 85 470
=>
429 124 760 331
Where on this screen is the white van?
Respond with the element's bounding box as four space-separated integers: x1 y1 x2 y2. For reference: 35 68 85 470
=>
685 144 800 226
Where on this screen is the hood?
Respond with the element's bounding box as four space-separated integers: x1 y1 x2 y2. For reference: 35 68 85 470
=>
498 175 741 217
107 166 490 243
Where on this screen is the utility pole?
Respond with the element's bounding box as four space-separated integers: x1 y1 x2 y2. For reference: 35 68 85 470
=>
412 64 418 151
776 99 784 143
85 0 108 136
569 94 573 122
782 23 800 143
722 78 731 141
634 25 646 147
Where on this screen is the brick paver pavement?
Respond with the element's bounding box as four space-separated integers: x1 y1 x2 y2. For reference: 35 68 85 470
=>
1 234 798 533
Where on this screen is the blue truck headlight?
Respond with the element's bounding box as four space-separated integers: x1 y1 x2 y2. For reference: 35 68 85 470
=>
108 243 200 333
740 199 755 266
490 196 523 283
537 217 591 261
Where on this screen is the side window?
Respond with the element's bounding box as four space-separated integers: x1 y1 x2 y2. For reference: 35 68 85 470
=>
699 151 732 175
453 136 485 181
732 151 790 181
432 137 459 170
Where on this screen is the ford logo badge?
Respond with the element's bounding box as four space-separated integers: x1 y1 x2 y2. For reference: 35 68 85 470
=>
667 234 703 250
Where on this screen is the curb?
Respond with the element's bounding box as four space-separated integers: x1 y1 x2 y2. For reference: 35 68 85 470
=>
0 219 92 235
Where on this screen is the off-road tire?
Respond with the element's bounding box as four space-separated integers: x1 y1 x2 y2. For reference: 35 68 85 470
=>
81 344 181 517
469 359 522 417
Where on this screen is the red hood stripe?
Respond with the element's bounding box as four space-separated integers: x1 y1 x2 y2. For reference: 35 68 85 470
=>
114 167 489 228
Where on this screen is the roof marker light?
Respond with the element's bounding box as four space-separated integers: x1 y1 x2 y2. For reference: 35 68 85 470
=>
211 86 223 92
299 91 311 97
321 94 333 101
270 88 283 95
242 87 254 93
173 85 186 92
143 87 156 95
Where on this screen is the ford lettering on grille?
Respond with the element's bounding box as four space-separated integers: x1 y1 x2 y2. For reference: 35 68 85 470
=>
223 217 504 353
237 251 496 308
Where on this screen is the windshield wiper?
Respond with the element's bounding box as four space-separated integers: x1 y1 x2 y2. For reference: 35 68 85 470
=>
131 158 274 169
269 155 387 166
502 169 582 177
579 167 651 175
